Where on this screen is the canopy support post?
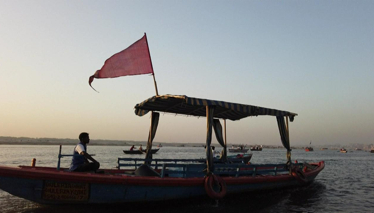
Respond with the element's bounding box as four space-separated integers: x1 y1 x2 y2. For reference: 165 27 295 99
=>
144 112 160 164
223 119 227 161
286 116 292 174
205 106 214 174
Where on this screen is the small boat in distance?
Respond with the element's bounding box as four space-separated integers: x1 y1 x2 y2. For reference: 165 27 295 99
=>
320 148 328 150
123 148 160 155
305 147 314 152
250 145 263 151
305 141 313 152
228 153 252 164
228 145 249 153
215 153 253 164
340 148 348 153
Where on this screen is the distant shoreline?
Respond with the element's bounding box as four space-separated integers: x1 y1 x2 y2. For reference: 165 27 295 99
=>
0 142 202 147
1 136 372 150
0 136 204 147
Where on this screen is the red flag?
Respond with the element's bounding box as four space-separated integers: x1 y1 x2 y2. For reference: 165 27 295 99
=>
89 34 154 90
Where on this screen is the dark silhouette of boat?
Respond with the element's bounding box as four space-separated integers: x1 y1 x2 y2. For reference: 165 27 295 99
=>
305 141 313 151
250 145 263 151
228 145 249 153
340 148 347 153
305 147 314 152
123 149 160 154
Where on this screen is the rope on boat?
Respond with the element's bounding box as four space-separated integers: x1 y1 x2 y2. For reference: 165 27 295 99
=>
204 173 227 199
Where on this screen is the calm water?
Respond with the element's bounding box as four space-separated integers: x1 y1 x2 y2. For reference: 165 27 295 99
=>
0 145 373 213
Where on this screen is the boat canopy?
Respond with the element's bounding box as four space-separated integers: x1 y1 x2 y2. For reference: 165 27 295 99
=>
135 95 297 121
135 94 297 175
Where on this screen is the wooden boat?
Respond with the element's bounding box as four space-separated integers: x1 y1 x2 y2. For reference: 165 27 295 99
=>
250 145 263 151
305 141 313 151
214 153 252 164
305 147 314 152
340 148 348 153
226 153 252 164
123 150 143 154
371 149 374 153
123 148 160 154
0 95 325 204
228 146 249 153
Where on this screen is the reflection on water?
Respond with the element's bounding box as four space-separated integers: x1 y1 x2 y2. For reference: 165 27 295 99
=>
0 145 374 213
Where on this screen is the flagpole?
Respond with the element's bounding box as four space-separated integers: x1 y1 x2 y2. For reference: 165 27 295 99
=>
144 33 159 96
152 73 159 96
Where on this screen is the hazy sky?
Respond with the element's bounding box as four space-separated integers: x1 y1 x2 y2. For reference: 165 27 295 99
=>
1 1 373 146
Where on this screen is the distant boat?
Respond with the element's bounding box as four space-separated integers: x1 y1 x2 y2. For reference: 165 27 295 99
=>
340 148 348 153
250 145 262 151
305 141 313 152
228 153 252 164
215 153 253 164
229 145 249 153
123 149 160 155
370 149 374 153
305 147 314 152
320 148 328 150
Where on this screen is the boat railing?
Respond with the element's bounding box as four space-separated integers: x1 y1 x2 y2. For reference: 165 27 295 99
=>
213 163 289 177
117 157 251 170
160 163 206 178
56 145 299 177
117 158 297 178
160 163 291 178
117 158 204 170
117 158 206 178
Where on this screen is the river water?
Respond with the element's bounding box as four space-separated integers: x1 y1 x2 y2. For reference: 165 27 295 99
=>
0 145 373 213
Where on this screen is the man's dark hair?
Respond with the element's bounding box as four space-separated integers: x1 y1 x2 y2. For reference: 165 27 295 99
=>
79 132 89 141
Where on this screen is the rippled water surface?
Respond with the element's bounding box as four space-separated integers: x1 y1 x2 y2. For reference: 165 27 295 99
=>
0 145 373 213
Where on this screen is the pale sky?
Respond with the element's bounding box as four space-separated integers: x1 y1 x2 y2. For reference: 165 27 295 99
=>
1 1 373 146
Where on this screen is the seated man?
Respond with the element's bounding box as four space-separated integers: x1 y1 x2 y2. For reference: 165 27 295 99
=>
69 132 100 172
